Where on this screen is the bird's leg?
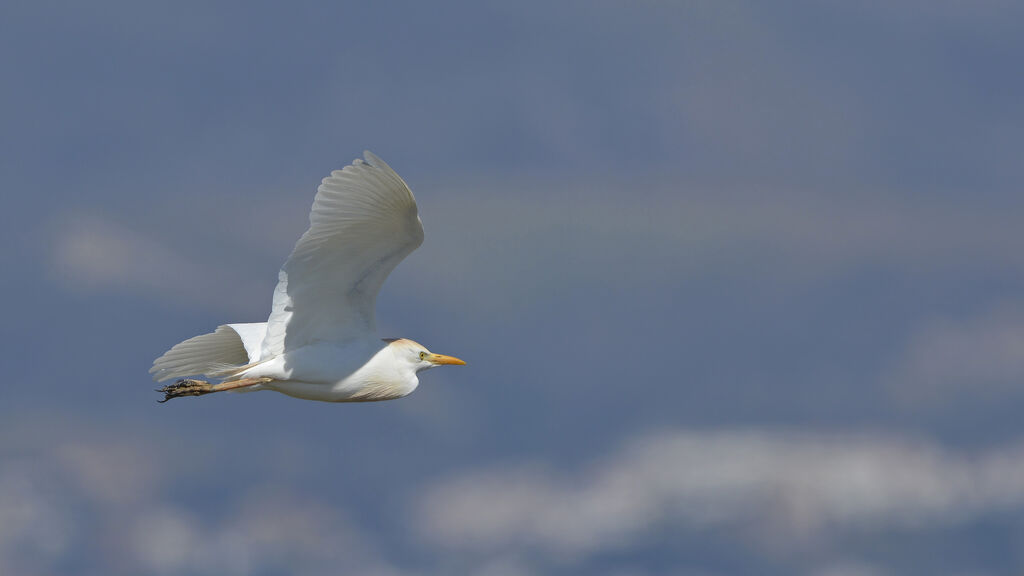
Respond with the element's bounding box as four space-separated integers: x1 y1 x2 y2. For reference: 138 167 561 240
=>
157 377 273 403
156 379 211 402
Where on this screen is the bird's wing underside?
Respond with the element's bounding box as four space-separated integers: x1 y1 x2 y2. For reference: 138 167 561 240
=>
261 151 424 358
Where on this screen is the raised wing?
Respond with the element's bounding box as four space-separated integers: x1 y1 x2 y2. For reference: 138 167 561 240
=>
261 151 424 358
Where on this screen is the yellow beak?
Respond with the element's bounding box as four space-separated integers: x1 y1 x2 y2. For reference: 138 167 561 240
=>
425 353 467 366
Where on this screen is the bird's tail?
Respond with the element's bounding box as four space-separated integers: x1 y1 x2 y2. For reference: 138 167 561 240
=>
150 323 267 382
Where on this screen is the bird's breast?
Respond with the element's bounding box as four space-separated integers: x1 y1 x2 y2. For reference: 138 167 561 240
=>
243 340 417 402
267 376 418 402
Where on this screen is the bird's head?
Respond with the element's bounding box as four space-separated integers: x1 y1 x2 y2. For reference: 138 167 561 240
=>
384 338 466 373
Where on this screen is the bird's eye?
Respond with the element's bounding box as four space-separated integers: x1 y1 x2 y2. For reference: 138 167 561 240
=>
419 351 427 360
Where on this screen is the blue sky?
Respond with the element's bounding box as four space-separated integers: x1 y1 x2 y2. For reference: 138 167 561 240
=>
3 1 1024 574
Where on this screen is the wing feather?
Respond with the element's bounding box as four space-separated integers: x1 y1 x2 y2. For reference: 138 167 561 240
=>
260 151 424 357
150 325 250 381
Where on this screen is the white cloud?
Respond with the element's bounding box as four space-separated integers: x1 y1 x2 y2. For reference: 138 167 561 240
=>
129 506 204 574
0 463 73 574
0 418 403 576
2 416 1016 575
49 213 271 316
890 303 1024 402
395 185 1024 319
47 179 1024 324
415 429 1024 559
122 486 399 576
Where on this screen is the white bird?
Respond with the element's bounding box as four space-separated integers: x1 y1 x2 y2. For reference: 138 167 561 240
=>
151 151 465 403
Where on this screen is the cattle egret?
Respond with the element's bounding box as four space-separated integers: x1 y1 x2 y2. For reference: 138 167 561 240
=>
151 151 465 403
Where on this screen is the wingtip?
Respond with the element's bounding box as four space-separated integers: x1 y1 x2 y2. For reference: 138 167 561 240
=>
360 150 402 184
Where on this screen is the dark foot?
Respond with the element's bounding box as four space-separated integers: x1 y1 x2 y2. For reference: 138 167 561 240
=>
157 379 213 403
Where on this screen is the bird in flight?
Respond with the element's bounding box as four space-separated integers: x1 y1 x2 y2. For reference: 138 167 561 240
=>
151 151 465 403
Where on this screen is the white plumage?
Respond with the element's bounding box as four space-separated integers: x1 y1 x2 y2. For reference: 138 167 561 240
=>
149 324 250 382
151 151 464 403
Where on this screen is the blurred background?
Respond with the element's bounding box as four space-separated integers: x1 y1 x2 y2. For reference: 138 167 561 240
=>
3 1 1024 574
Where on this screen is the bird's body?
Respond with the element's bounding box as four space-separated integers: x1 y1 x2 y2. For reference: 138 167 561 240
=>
239 337 428 402
151 152 464 403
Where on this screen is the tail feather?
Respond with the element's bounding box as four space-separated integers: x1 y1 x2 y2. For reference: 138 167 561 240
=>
150 324 265 382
